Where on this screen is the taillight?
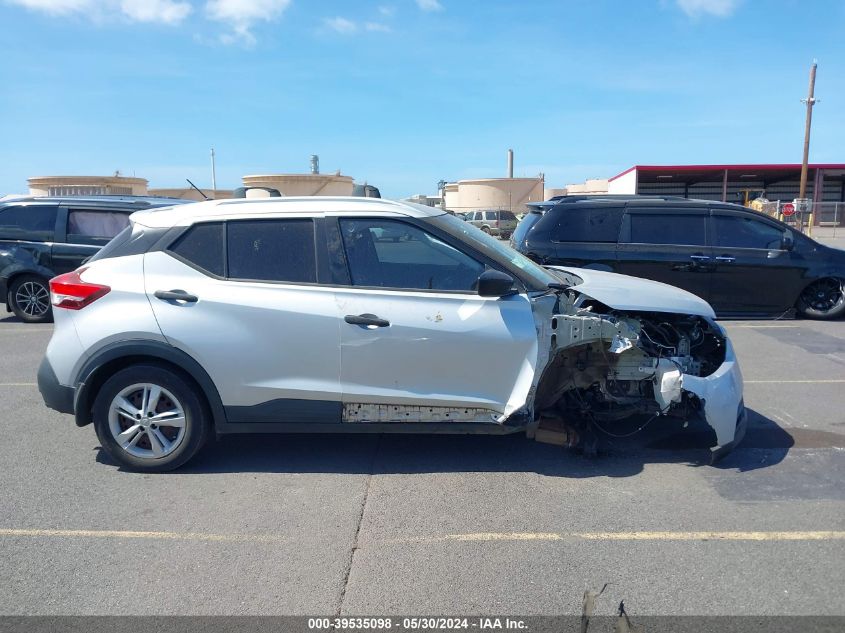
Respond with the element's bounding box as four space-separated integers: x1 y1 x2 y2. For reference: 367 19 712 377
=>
50 269 110 310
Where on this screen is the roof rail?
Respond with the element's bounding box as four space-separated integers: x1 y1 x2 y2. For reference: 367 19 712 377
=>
549 194 690 204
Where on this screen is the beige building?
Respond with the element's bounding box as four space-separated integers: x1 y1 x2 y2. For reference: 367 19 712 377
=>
241 173 355 196
560 178 609 196
28 175 149 197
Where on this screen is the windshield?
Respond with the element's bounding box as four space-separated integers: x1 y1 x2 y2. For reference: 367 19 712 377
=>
429 212 562 290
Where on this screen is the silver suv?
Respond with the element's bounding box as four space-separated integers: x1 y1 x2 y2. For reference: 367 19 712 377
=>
38 197 745 471
465 210 518 237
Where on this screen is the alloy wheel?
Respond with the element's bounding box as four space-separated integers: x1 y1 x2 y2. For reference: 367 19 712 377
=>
108 383 187 459
800 278 845 315
14 281 50 317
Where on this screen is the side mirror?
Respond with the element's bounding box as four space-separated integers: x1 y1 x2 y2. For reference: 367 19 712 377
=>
477 270 517 297
781 231 795 251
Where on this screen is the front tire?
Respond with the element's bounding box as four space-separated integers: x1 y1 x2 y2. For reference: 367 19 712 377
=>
797 278 845 320
93 364 210 472
9 275 52 323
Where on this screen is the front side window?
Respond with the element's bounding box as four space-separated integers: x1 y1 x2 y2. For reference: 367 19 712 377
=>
67 210 131 244
339 218 486 291
713 215 784 250
227 219 317 283
627 212 707 246
0 205 57 241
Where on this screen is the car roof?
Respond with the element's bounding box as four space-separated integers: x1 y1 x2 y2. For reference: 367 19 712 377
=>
0 195 192 209
129 196 447 228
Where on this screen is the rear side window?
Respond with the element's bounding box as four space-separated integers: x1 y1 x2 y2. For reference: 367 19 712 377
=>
227 219 317 283
500 211 517 220
169 222 225 276
551 206 623 243
67 210 131 245
484 211 497 221
627 212 707 246
0 205 57 241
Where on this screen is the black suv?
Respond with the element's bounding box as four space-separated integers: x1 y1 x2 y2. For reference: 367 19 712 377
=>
511 195 845 319
0 196 189 323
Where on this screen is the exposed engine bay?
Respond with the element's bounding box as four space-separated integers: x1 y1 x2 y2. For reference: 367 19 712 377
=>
529 272 744 457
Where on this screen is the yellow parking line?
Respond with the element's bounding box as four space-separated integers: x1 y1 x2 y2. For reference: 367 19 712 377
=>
0 528 289 543
390 531 845 544
2 528 843 545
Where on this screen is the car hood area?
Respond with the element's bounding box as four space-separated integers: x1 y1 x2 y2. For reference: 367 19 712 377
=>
546 265 716 319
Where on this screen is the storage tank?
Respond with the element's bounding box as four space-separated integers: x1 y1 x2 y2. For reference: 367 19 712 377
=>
456 177 544 213
241 174 355 196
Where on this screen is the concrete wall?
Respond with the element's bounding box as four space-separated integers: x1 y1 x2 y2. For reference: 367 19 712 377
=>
242 174 355 196
564 178 609 195
149 188 233 201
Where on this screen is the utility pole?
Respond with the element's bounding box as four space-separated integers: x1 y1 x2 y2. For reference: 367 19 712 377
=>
798 61 818 200
210 148 217 193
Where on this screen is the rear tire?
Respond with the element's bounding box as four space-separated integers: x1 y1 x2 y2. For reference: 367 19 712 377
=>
93 364 210 472
796 278 845 320
9 275 53 323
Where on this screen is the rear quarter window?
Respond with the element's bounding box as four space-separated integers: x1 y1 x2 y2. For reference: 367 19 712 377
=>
0 205 58 242
168 222 225 276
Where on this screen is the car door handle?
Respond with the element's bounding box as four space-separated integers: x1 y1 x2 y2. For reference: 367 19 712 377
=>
154 289 198 303
345 313 390 328
689 254 711 261
715 256 735 263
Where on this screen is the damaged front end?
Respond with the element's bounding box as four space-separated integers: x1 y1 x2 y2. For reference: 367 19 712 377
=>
528 272 746 459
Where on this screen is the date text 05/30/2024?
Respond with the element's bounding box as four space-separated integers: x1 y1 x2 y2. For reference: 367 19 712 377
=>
308 618 528 630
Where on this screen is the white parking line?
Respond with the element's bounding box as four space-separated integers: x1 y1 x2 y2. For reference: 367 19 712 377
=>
745 380 845 384
0 383 37 387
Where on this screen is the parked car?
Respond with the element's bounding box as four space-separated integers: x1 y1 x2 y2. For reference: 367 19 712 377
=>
0 195 190 323
38 197 744 471
465 210 518 237
511 195 845 319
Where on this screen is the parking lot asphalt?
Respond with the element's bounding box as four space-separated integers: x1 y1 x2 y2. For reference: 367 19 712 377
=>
0 314 844 616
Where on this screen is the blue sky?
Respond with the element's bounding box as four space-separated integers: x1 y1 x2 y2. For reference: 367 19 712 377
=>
1 0 843 198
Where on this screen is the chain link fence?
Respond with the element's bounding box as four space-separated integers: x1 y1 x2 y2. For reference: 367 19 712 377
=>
758 201 843 237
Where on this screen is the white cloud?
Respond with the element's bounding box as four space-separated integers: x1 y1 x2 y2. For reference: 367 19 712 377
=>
205 0 292 44
121 0 191 24
377 4 394 17
675 0 740 18
364 21 391 32
6 0 192 23
415 0 442 11
324 16 357 33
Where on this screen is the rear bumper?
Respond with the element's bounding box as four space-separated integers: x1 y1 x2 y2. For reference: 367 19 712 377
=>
37 357 75 415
